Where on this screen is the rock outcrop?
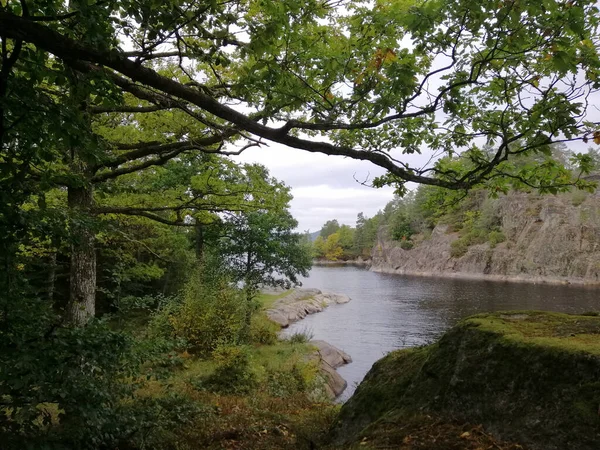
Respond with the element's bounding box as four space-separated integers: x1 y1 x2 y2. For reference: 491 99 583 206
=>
372 191 600 285
333 311 600 449
263 288 353 399
309 340 352 398
266 288 351 328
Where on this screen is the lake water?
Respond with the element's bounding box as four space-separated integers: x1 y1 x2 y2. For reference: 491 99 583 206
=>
282 265 600 401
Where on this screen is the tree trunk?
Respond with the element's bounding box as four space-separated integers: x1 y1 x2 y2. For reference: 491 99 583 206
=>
67 183 96 326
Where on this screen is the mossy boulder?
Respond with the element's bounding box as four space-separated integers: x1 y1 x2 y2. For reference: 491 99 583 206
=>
333 311 600 450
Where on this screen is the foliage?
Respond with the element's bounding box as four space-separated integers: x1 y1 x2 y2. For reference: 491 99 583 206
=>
199 345 259 395
151 268 245 355
488 230 506 248
354 211 383 257
249 314 280 345
313 234 326 259
320 219 340 239
0 294 186 449
4 0 600 195
323 232 344 261
218 209 312 302
287 329 315 344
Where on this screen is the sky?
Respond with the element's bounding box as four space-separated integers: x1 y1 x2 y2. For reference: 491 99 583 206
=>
234 144 399 232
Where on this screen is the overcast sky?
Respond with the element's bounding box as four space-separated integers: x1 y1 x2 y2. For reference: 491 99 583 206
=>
234 144 415 232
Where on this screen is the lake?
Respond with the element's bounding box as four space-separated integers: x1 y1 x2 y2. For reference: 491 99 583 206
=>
282 265 600 401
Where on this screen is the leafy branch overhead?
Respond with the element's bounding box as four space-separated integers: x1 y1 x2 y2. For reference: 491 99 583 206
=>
2 0 600 193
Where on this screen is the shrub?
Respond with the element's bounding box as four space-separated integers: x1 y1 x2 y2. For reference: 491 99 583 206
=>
288 329 314 344
250 315 280 345
201 345 258 394
488 230 506 248
0 308 139 449
150 269 246 355
266 364 308 397
399 239 414 250
450 238 469 258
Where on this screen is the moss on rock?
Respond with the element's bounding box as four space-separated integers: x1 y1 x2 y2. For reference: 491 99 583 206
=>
333 311 600 450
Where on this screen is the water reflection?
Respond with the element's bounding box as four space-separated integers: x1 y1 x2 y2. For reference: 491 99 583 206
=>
282 266 600 401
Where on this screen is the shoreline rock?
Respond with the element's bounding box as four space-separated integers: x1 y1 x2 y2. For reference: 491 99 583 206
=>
370 264 597 286
264 288 353 399
309 340 353 398
313 257 371 267
333 311 600 449
266 288 351 328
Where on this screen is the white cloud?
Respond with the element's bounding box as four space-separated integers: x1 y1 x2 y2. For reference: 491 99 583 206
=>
232 144 399 231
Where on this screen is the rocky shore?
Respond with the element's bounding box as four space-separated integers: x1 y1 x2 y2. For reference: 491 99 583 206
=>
371 191 600 286
312 257 371 267
264 288 352 398
266 288 351 328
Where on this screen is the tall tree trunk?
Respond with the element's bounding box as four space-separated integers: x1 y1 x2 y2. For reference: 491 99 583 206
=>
67 183 96 326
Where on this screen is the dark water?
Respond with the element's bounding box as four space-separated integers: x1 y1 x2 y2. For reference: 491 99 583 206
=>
282 266 600 401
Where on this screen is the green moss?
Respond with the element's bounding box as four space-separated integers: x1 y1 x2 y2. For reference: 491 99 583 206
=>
334 311 600 450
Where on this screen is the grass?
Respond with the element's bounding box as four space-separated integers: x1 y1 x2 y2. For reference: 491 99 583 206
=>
467 310 600 355
256 290 292 310
130 301 339 449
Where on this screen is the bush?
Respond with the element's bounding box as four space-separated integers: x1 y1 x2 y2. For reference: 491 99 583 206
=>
201 345 258 394
266 364 308 397
450 238 469 258
149 268 246 355
0 305 138 449
288 329 314 344
488 230 506 248
250 315 280 345
399 239 414 250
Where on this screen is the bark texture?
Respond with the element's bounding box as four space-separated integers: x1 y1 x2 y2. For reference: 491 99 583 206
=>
67 183 96 326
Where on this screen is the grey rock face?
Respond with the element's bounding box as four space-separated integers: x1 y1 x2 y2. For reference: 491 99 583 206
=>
371 192 600 285
266 288 351 328
308 341 352 398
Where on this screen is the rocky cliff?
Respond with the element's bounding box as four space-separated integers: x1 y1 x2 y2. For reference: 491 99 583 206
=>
371 191 600 285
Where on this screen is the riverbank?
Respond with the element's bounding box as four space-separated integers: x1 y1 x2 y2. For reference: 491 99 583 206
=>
262 288 353 398
370 263 600 286
313 258 371 267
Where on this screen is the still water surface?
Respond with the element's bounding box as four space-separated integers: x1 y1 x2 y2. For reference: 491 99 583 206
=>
282 265 600 401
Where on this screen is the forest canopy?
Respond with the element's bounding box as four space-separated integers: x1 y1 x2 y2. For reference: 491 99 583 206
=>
2 0 600 193
2 0 600 448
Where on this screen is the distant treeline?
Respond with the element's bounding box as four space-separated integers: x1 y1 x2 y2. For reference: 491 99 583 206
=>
310 147 600 261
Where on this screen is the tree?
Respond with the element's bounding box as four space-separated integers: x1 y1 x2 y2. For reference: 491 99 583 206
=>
217 209 312 328
337 225 355 253
324 233 343 261
320 219 340 239
313 235 326 259
354 212 383 258
3 0 600 326
3 0 599 201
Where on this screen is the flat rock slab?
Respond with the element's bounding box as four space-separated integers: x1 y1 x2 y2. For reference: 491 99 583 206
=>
307 341 352 398
311 340 352 368
266 288 351 328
